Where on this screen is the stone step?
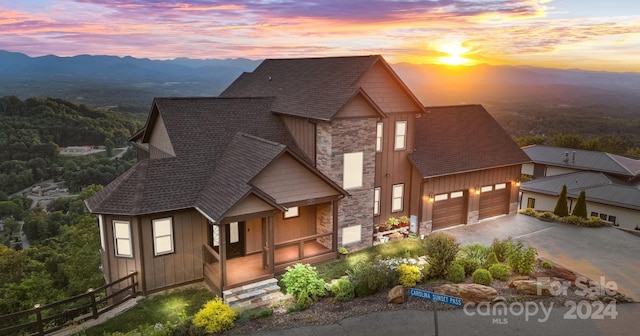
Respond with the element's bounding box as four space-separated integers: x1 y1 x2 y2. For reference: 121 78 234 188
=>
223 278 291 311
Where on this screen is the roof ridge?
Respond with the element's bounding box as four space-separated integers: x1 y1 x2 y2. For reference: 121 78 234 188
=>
236 132 286 148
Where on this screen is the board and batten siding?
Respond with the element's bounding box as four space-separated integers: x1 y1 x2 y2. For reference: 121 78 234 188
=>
356 61 423 113
252 153 341 204
373 112 419 225
138 209 208 292
280 115 316 163
148 113 175 157
101 215 142 290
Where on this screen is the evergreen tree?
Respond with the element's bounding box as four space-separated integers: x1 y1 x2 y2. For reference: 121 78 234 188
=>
553 185 569 217
572 190 588 218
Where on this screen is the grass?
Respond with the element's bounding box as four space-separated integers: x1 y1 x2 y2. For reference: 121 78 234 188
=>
315 238 425 281
82 287 214 336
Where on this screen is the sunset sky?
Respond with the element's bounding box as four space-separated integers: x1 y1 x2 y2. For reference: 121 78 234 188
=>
1 0 639 72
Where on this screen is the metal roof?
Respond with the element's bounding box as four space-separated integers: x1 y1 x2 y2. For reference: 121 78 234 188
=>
520 171 640 211
522 145 640 177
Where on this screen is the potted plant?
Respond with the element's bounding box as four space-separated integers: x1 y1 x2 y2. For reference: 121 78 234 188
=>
399 215 409 228
338 247 349 259
385 217 399 230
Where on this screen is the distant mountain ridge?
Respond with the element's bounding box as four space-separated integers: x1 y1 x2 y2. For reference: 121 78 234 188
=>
1 50 639 114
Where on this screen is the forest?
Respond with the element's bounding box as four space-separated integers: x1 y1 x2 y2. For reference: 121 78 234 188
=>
0 96 144 195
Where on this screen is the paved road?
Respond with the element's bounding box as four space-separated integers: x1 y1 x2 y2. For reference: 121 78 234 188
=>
443 214 640 302
251 304 639 336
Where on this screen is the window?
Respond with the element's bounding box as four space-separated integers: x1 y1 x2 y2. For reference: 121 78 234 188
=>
342 225 362 245
527 198 536 208
481 185 493 193
434 194 448 201
450 191 464 198
212 225 220 247
392 184 404 212
376 122 383 152
284 206 299 218
373 187 381 216
343 152 364 189
98 215 106 251
599 213 608 220
607 215 616 224
394 121 407 150
590 212 598 218
153 217 174 256
495 183 507 190
113 220 132 257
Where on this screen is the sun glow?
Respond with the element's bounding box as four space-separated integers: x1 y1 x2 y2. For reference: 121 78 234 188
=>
437 42 472 66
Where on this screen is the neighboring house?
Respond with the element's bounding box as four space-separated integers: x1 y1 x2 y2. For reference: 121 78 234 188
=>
520 145 640 229
87 55 529 297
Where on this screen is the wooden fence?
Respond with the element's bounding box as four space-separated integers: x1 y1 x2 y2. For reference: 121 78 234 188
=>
0 272 138 336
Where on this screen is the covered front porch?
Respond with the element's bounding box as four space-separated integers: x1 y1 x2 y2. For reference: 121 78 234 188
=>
202 201 338 295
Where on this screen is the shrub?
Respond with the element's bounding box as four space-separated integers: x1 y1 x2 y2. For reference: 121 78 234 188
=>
445 263 465 283
397 264 422 287
456 256 480 276
488 237 514 263
459 242 489 264
281 264 326 307
507 241 537 275
553 185 569 217
542 260 554 269
488 263 510 281
539 212 559 222
572 190 588 218
483 252 499 269
330 278 355 302
348 261 393 297
580 216 604 227
563 215 581 225
520 207 538 217
192 298 237 334
472 268 493 286
422 233 459 278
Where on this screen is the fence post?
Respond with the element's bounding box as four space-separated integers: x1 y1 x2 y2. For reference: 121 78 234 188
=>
129 271 137 297
34 304 44 336
88 288 98 319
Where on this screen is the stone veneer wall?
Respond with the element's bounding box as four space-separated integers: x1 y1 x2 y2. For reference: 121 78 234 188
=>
316 118 376 251
316 202 332 249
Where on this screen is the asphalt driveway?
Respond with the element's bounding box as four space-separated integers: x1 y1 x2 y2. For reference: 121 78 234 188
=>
442 214 640 302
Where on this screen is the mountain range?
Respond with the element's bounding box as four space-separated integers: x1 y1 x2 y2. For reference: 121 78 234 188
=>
1 50 639 123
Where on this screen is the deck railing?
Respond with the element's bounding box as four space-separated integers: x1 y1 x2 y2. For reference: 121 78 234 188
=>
202 244 222 293
0 272 137 336
274 232 334 265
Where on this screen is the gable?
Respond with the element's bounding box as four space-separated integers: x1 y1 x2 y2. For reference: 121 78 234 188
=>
334 92 384 119
223 193 277 218
252 152 342 204
357 61 424 113
148 113 175 157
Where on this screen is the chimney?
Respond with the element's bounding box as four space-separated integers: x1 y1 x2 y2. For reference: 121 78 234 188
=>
564 151 569 163
572 151 576 163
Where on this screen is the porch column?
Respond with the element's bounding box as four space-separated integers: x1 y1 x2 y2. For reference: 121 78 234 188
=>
332 200 338 251
267 215 275 274
219 224 227 289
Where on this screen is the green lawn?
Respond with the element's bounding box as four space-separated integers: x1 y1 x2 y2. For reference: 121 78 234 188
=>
83 287 214 336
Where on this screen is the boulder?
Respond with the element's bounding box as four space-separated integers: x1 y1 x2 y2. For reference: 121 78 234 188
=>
432 284 498 304
507 276 530 287
387 285 405 304
513 279 554 296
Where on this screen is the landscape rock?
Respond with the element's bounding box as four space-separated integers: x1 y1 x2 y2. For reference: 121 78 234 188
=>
387 285 404 304
432 284 498 303
507 276 530 287
513 279 554 296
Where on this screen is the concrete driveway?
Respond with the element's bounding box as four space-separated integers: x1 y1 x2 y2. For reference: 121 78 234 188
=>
442 214 640 302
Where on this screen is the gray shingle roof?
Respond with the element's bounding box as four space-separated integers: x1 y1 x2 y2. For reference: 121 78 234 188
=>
408 104 531 178
522 145 640 177
521 171 640 211
219 55 385 120
86 97 338 221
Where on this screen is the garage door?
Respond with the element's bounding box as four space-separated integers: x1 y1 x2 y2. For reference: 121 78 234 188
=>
432 191 467 230
479 183 509 220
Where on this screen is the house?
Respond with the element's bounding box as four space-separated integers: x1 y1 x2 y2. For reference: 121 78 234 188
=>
86 55 529 298
520 145 640 229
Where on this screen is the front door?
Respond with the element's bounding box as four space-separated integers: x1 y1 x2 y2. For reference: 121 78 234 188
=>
226 221 245 259
211 221 246 259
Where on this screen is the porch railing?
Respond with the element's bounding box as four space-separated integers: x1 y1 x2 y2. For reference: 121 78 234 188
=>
274 232 334 265
202 244 222 293
0 272 137 336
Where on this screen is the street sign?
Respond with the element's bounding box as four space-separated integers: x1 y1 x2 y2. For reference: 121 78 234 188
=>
409 288 462 307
